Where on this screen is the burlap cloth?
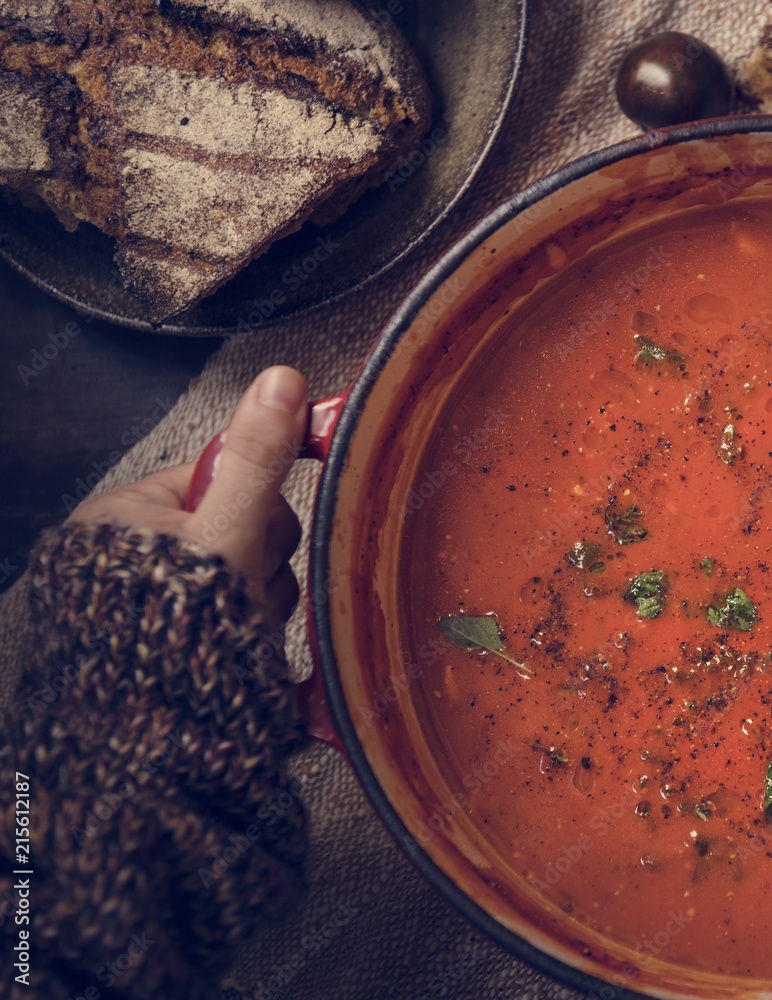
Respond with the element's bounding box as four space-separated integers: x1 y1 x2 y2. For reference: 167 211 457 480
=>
3 2 771 998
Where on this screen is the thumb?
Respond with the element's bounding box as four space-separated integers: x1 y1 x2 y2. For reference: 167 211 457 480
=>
188 366 308 547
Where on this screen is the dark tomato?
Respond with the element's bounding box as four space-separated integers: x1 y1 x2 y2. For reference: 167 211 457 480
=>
616 31 731 130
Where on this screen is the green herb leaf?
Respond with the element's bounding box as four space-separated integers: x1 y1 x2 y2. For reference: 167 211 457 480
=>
606 502 648 545
623 570 667 619
719 423 742 466
699 557 713 576
532 742 569 767
439 615 533 673
566 541 605 573
634 335 686 368
765 762 772 820
706 588 757 632
695 802 712 822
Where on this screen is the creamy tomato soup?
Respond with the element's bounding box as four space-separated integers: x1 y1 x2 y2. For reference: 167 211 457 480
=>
401 200 772 981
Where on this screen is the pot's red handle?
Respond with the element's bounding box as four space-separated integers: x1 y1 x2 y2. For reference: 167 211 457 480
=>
300 390 350 463
185 390 350 512
184 392 349 753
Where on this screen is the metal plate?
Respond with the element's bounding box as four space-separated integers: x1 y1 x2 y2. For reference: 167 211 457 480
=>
0 0 528 335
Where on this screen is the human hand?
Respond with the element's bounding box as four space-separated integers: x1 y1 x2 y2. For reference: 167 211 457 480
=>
68 366 308 628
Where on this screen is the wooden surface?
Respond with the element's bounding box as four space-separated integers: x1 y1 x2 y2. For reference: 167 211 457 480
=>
0 260 221 594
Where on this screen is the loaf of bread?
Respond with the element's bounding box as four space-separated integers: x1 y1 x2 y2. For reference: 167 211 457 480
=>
0 0 431 322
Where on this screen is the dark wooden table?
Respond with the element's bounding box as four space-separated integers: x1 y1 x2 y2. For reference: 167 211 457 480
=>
0 259 221 594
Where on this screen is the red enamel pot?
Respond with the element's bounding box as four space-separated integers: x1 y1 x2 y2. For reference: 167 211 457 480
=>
188 116 772 1000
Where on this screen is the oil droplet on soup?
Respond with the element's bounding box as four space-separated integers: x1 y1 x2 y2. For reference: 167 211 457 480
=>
401 201 772 980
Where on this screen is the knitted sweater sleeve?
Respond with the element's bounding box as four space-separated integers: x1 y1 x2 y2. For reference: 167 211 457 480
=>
0 523 308 1000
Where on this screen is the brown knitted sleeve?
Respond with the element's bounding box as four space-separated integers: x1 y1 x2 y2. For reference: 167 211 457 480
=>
0 522 308 999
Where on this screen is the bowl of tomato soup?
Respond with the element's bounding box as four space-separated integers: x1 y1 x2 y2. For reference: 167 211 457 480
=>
301 117 772 999
187 117 772 997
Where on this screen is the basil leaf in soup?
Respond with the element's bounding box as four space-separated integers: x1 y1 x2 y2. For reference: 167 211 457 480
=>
765 762 772 821
439 615 532 673
706 588 756 632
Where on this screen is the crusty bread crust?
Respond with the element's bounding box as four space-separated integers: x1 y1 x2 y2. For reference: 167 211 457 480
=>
0 1 430 322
